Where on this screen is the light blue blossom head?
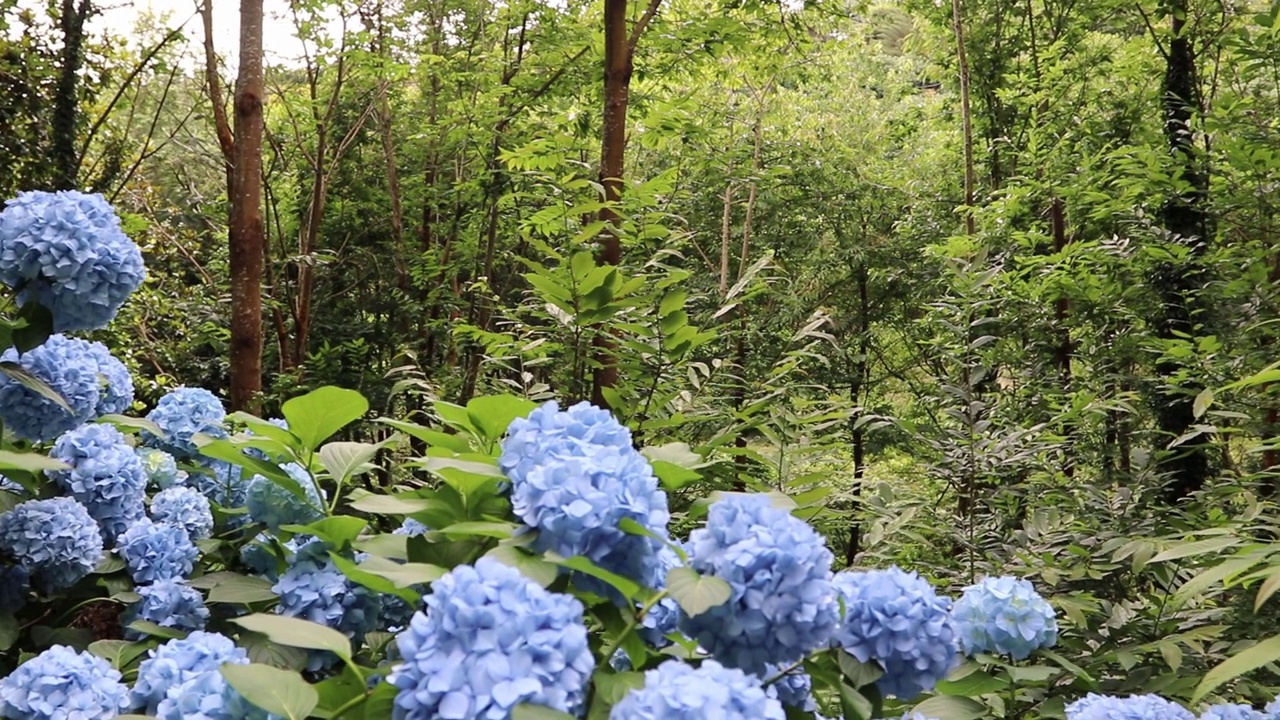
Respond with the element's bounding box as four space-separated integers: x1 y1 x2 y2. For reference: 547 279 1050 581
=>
0 190 145 331
610 659 785 720
832 567 959 700
82 340 133 416
137 447 183 490
1266 697 1280 719
393 518 430 536
117 516 199 584
246 463 325 530
155 669 281 720
1200 704 1266 720
132 631 249 714
512 444 671 598
953 575 1057 660
273 553 382 671
1066 693 1195 720
679 493 839 676
0 644 131 720
0 496 103 592
49 423 148 543
389 557 595 720
151 485 214 541
122 578 210 640
189 460 249 525
762 664 817 713
639 545 684 648
0 334 100 441
143 387 227 459
499 400 634 486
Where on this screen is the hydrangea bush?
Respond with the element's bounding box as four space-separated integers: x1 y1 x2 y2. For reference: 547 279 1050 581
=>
1 191 1278 720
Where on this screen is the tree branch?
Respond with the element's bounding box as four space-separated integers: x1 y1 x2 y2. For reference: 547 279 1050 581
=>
628 0 663 53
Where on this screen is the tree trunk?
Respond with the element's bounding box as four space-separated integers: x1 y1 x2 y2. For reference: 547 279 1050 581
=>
52 0 91 190
228 0 265 412
1155 0 1212 501
950 0 976 235
1051 198 1075 478
845 262 870 566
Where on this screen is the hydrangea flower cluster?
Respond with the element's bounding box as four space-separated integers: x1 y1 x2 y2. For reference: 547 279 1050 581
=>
273 552 382 671
499 400 634 485
151 485 215 540
117 517 198 584
0 644 131 720
143 387 227 459
390 557 594 720
48 423 148 542
0 496 103 592
610 660 785 720
0 334 101 441
246 463 325 530
83 339 133 416
122 578 210 639
1065 694 1195 720
0 190 145 331
190 460 248 522
953 575 1057 660
832 567 959 699
680 493 839 676
763 664 818 712
380 518 431 632
1200 704 1266 720
132 631 249 713
639 545 683 648
155 667 281 720
504 402 672 597
137 447 184 490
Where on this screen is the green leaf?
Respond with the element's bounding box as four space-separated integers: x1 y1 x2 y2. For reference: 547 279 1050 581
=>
487 543 558 587
329 553 422 603
935 665 1006 695
650 461 701 490
353 533 409 561
376 419 473 453
836 650 883 689
665 566 731 617
466 395 538 441
220 663 318 720
238 631 307 670
437 521 518 539
355 554 446 588
838 682 874 720
0 449 68 473
280 516 368 549
314 665 368 718
1149 536 1242 564
513 705 576 720
227 412 302 451
11 302 52 353
362 681 397 720
204 573 279 604
1193 634 1280 702
97 414 164 436
231 614 352 659
347 491 433 515
88 639 152 670
127 620 187 640
659 289 687 317
1192 387 1213 418
432 401 476 433
0 360 72 411
550 554 641 600
909 695 988 720
282 386 369 450
317 441 381 484
593 671 645 705
0 614 18 651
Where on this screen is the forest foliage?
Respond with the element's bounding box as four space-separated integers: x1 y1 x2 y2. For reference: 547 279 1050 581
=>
2 0 1280 716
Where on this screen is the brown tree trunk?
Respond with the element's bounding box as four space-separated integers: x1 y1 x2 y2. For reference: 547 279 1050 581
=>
845 262 870 566
951 0 976 235
228 0 265 412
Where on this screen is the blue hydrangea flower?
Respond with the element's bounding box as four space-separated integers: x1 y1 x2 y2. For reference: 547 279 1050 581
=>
132 631 249 713
1066 694 1194 720
0 334 100 441
137 447 184 490
639 546 683 648
762 665 817 712
0 475 24 495
122 578 210 639
246 463 325 530
394 518 430 536
500 400 634 486
832 567 958 700
83 340 133 416
514 446 671 598
189 459 248 520
273 553 382 671
155 670 280 720
117 517 198 583
390 557 594 720
143 387 227 459
0 190 145 331
0 496 103 592
610 660 785 720
151 486 214 540
679 493 839 676
1266 697 1280 718
49 423 148 542
953 576 1057 661
902 714 941 720
1201 704 1265 720
0 644 131 720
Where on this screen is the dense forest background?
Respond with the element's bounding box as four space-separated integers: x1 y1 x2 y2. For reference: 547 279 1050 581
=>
5 0 1280 706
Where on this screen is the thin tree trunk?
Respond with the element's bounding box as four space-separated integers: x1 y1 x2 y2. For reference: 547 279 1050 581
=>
951 0 976 235
719 182 735 296
52 0 90 190
845 262 870 566
229 0 265 412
